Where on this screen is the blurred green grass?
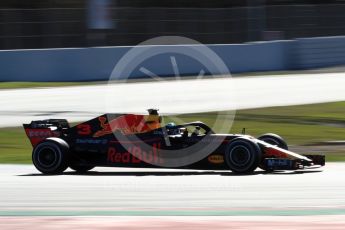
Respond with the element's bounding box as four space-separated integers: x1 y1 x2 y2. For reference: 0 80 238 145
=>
1 101 345 163
0 127 32 163
0 82 100 89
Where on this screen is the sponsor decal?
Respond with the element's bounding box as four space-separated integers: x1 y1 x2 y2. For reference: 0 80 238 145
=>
76 139 108 145
26 129 59 138
207 154 224 164
107 143 163 164
25 128 60 147
266 158 292 167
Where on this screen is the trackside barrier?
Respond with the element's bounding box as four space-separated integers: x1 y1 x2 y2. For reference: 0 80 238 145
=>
0 37 344 82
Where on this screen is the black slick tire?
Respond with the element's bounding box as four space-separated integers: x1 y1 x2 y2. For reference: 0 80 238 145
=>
32 137 69 174
225 137 262 174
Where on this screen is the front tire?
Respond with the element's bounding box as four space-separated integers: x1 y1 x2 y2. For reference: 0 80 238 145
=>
258 133 288 171
258 133 288 150
225 137 262 174
32 138 69 174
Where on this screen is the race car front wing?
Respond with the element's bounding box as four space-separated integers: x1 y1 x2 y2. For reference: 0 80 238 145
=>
263 155 325 171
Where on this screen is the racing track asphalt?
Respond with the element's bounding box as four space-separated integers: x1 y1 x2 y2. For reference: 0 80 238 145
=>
0 163 344 216
1 72 345 127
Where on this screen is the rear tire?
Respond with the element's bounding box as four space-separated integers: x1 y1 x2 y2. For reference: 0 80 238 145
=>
225 137 262 174
32 138 69 174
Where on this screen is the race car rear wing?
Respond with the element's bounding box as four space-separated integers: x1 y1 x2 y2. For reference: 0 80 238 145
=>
23 119 70 147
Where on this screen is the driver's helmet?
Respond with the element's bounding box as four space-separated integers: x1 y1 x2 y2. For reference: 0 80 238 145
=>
166 122 179 135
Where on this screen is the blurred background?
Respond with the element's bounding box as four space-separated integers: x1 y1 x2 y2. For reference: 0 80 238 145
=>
1 0 345 164
1 0 345 82
1 0 345 49
1 2 345 227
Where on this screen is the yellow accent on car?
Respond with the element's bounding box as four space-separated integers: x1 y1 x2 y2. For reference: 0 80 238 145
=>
208 154 224 164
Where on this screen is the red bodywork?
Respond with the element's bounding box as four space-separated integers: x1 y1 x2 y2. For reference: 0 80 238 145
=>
24 128 61 147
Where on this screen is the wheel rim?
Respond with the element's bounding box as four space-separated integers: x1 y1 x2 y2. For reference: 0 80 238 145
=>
37 147 58 168
229 145 251 166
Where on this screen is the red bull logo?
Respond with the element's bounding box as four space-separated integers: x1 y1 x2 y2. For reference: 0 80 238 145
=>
107 143 163 164
93 115 159 137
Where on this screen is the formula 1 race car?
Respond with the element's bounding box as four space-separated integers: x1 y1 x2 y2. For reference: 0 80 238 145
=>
23 109 325 174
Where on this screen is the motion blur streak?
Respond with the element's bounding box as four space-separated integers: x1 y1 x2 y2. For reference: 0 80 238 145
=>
1 73 345 127
1 216 345 230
